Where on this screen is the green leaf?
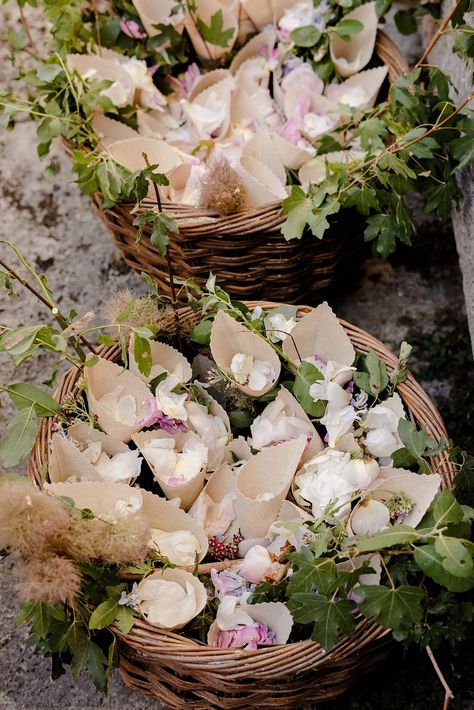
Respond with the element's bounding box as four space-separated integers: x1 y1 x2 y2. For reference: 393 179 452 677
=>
287 551 338 596
86 642 109 692
358 584 427 631
229 409 253 430
133 333 152 378
293 361 325 418
115 606 135 635
287 594 356 649
344 187 379 216
291 25 321 47
364 213 397 258
394 9 418 35
88 599 120 630
414 543 474 592
366 351 388 395
0 406 38 466
332 18 364 41
281 186 312 240
434 536 474 578
196 9 234 48
351 524 420 552
433 488 465 526
191 318 212 345
6 383 61 417
36 63 64 82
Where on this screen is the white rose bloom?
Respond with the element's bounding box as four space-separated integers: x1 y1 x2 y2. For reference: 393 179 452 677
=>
230 353 276 391
264 313 296 343
181 91 227 139
155 374 188 421
363 394 406 462
149 529 201 565
249 396 312 449
137 578 200 628
365 428 399 460
113 491 143 517
215 595 256 631
100 385 137 426
186 401 228 470
238 545 273 584
94 448 142 482
296 466 355 518
144 436 208 485
320 404 358 447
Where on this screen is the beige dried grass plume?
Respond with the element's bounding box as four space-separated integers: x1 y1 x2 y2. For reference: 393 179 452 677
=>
200 157 247 215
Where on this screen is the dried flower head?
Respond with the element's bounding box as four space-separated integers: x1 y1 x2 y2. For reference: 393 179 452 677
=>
16 555 81 604
103 289 162 329
200 158 247 215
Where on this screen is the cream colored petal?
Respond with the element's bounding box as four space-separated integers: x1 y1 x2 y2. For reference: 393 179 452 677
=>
299 149 366 188
330 1 379 78
140 489 208 560
137 108 180 138
271 132 313 170
133 0 185 37
326 66 388 110
282 302 355 367
210 310 281 396
84 357 151 443
92 114 138 147
45 481 143 518
236 437 307 538
349 498 391 536
67 55 135 105
278 499 313 522
242 129 286 185
128 336 192 383
137 568 207 629
371 469 442 528
241 600 293 644
189 69 231 100
230 29 277 74
185 1 239 60
276 386 324 461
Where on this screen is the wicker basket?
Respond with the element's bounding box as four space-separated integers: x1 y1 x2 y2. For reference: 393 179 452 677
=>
70 31 408 303
27 302 453 709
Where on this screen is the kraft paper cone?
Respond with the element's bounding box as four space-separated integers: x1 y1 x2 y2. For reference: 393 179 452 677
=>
330 1 378 78
282 302 355 367
240 156 288 200
371 468 442 528
67 54 135 107
133 0 185 37
128 336 192 383
226 435 252 463
230 86 274 126
235 437 307 538
189 68 231 100
326 66 388 110
278 499 312 523
84 357 151 443
133 430 206 510
242 129 286 185
229 29 277 74
184 0 239 60
207 600 293 645
188 462 239 538
137 568 207 629
299 150 366 188
49 421 130 484
210 310 281 396
272 132 313 170
140 489 208 561
45 481 143 518
92 114 138 147
137 108 180 139
251 385 324 462
107 137 183 192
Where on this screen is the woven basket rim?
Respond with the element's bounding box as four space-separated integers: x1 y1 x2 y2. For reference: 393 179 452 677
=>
27 301 455 669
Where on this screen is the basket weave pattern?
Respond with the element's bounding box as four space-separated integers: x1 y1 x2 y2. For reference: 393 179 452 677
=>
27 303 453 709
72 32 408 303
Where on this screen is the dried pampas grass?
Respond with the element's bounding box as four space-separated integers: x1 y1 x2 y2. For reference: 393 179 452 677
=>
200 158 247 215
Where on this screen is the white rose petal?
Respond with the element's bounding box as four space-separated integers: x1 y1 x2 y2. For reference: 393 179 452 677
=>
149 528 201 565
94 448 142 482
238 544 273 584
100 385 137 426
350 499 391 536
137 579 199 628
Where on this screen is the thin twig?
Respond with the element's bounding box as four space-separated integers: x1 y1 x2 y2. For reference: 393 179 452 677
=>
0 257 97 358
16 0 44 60
416 0 464 68
426 645 454 710
141 153 182 349
90 0 102 56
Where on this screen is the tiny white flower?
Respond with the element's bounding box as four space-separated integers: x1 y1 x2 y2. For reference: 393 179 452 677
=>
230 353 276 391
264 313 296 343
155 374 188 421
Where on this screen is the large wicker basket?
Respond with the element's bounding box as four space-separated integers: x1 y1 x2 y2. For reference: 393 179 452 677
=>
27 302 453 709
72 32 408 303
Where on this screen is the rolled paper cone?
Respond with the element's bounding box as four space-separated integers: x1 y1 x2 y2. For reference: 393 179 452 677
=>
371 468 442 528
140 489 208 560
299 149 366 188
191 381 231 433
278 499 312 522
231 87 272 128
184 0 239 60
282 301 355 367
133 431 206 511
107 137 183 198
210 310 281 396
225 435 252 463
207 600 293 646
45 481 143 518
240 156 288 200
242 129 286 185
235 437 307 538
189 69 231 101
334 66 389 109
137 568 207 629
137 108 179 138
189 75 235 141
239 0 272 29
66 54 135 105
229 29 277 74
330 1 378 78
84 357 151 443
271 132 313 170
128 336 192 383
237 5 259 43
133 0 185 37
49 433 103 484
92 114 139 147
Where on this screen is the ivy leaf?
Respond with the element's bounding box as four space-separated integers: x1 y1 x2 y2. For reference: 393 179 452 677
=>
196 10 234 48
433 488 464 526
133 332 152 378
293 361 325 417
86 642 109 692
350 524 420 552
287 551 338 596
0 406 38 466
88 599 120 630
358 584 427 631
288 594 357 649
364 213 397 258
414 543 474 592
344 186 379 216
434 536 474 578
366 351 388 395
281 186 312 240
332 19 364 41
392 419 444 474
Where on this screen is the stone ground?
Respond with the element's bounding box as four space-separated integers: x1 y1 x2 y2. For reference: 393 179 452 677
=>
1 4 473 710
